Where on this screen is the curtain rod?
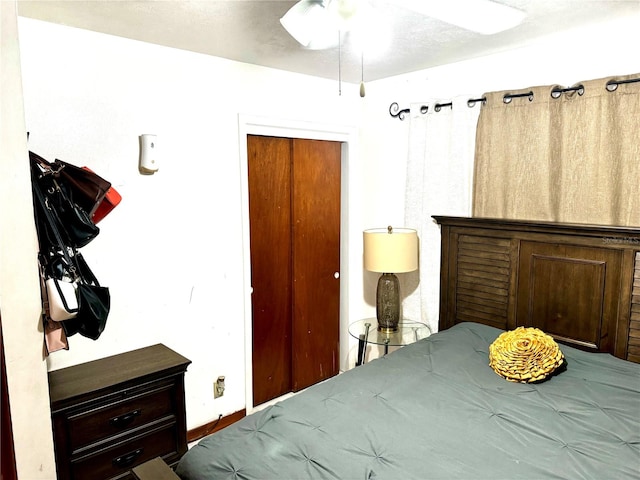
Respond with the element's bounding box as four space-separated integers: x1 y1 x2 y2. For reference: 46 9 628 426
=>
389 76 640 121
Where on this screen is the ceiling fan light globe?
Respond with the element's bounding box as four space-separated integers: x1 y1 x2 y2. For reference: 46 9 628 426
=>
327 0 361 29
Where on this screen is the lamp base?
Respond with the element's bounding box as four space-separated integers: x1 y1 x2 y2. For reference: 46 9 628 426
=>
377 325 398 333
376 273 400 332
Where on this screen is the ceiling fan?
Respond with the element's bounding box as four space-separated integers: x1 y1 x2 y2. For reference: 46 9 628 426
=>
280 0 526 49
280 0 525 97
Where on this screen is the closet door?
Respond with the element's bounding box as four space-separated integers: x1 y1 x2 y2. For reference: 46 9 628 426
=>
291 138 341 392
248 136 293 406
248 136 341 405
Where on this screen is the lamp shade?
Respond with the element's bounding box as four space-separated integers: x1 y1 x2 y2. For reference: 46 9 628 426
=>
363 227 418 273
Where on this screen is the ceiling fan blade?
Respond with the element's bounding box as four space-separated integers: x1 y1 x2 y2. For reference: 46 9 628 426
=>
280 0 332 47
391 0 525 34
280 0 364 49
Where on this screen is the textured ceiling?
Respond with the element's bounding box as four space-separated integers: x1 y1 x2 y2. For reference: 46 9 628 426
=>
17 0 640 84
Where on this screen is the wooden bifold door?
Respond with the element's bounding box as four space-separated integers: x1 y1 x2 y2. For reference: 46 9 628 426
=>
248 135 341 406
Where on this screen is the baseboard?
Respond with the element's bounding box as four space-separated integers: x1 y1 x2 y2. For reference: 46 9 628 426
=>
187 409 246 443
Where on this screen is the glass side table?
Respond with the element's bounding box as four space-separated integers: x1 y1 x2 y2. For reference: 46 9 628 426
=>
348 318 431 366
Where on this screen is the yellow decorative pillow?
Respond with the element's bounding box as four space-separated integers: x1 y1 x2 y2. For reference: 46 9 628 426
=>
489 327 564 383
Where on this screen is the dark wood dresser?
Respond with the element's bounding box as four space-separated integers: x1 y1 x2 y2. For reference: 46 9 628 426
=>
434 216 640 363
48 344 191 480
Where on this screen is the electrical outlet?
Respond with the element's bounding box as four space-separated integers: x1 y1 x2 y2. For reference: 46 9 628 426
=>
214 376 225 399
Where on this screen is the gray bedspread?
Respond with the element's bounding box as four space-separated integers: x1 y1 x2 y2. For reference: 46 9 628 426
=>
176 322 640 480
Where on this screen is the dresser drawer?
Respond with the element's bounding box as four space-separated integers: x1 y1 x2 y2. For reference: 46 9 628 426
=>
67 380 176 451
71 423 178 480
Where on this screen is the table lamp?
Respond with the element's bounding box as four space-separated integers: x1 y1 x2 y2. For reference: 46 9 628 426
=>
363 226 418 332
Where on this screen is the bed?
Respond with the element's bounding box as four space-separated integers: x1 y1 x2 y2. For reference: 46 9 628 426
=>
176 217 640 480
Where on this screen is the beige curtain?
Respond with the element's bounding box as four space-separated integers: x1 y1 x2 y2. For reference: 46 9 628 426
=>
473 74 640 227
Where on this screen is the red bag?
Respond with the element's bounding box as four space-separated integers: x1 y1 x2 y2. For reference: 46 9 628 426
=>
92 185 121 223
81 167 122 223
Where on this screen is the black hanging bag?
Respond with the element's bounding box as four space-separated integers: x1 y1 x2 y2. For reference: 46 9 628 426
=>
30 152 99 248
44 174 99 248
74 253 110 340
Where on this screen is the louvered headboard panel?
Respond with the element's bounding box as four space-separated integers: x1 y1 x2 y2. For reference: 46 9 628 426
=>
455 235 511 330
434 216 640 363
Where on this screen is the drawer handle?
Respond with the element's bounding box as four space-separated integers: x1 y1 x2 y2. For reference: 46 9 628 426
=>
113 448 143 468
109 409 141 429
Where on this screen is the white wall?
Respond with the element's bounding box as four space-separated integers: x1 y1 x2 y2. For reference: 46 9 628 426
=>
1 3 57 479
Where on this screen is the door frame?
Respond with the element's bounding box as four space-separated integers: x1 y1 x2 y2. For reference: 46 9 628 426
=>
238 114 362 413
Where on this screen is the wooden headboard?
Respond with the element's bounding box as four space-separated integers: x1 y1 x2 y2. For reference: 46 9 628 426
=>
434 216 640 363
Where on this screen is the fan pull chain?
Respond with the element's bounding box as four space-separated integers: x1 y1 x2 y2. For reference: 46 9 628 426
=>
338 30 342 96
360 48 365 97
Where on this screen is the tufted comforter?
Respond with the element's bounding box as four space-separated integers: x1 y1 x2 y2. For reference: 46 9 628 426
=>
176 322 640 480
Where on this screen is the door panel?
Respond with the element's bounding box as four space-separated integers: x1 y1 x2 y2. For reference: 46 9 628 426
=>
248 136 292 406
517 242 621 352
291 139 341 391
